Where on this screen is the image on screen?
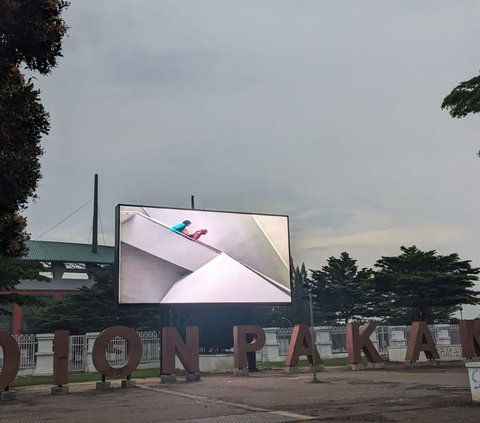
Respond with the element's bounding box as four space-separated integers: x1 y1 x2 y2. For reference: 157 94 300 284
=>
116 205 291 304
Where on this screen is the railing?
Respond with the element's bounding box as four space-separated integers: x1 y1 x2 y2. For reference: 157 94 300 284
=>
0 334 37 370
139 330 160 363
276 325 413 357
449 324 460 345
277 327 292 356
0 332 160 373
330 326 347 353
376 326 390 354
17 334 37 369
69 335 87 372
101 331 160 368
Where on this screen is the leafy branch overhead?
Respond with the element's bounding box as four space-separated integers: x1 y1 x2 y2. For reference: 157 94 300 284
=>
0 1 69 306
442 72 480 118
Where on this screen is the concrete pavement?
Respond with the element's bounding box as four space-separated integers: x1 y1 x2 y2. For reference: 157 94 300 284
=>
1 364 478 422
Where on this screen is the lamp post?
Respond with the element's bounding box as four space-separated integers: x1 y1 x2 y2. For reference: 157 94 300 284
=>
309 290 318 383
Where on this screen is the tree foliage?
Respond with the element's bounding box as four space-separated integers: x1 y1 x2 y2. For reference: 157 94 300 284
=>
169 305 254 353
0 0 68 306
373 246 480 324
441 72 480 118
33 266 160 334
0 0 69 74
290 263 310 325
309 252 374 324
247 262 310 329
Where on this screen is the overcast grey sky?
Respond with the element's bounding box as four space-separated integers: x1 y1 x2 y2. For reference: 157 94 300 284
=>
25 1 480 314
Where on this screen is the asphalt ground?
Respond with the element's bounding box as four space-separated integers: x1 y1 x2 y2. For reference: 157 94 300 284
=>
1 364 479 423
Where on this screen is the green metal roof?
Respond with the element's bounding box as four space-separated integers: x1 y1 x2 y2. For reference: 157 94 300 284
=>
24 240 114 264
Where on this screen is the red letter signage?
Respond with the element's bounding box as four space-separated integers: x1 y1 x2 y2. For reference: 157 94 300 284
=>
162 326 199 374
53 330 70 386
459 319 480 359
284 324 322 367
405 321 439 362
92 326 142 378
346 322 382 364
233 325 266 369
0 331 20 391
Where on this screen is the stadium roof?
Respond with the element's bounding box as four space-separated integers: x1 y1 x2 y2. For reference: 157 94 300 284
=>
24 240 114 264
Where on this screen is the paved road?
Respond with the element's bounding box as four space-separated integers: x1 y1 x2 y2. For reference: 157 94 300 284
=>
1 364 478 422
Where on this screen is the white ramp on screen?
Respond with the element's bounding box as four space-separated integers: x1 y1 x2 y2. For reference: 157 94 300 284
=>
119 211 291 304
120 212 219 271
161 252 291 304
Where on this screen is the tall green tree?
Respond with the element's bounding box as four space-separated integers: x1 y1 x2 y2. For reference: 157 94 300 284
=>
0 0 68 308
251 262 310 328
290 263 310 325
33 266 161 334
442 72 480 118
309 252 374 325
373 246 480 324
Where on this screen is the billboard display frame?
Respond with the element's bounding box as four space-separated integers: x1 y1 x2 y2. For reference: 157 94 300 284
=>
115 203 293 307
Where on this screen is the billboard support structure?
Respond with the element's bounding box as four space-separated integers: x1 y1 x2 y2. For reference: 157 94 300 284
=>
159 196 196 379
116 204 291 304
158 305 163 376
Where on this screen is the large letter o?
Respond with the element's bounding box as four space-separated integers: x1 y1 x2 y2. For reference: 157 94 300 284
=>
0 331 20 390
92 326 142 379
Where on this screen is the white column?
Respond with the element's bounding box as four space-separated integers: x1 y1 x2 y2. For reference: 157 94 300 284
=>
34 334 54 376
316 327 333 359
465 361 480 402
85 332 100 373
370 328 380 353
387 326 408 361
261 327 280 362
435 324 451 345
389 326 407 347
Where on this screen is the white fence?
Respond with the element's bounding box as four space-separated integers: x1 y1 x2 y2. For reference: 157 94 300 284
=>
102 331 160 369
0 334 37 370
0 331 161 375
0 324 464 375
69 335 87 372
269 324 461 361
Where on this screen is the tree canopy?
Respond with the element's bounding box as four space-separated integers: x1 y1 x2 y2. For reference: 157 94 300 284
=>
0 0 68 308
33 266 161 334
441 72 480 118
373 246 480 324
0 0 68 74
249 262 310 329
309 252 374 324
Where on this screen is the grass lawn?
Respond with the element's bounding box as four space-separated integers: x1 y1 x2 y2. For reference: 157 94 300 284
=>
11 356 378 388
258 356 373 369
12 368 161 388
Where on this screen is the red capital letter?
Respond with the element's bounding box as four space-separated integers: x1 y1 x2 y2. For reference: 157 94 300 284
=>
459 319 480 359
0 331 20 390
405 321 439 362
53 330 70 386
346 322 382 364
233 325 266 369
162 326 199 374
92 326 142 378
284 324 322 367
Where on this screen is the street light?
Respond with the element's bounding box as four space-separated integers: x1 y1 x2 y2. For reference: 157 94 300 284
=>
309 290 319 383
280 317 292 327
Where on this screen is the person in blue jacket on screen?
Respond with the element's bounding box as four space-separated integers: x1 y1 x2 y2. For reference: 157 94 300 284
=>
170 220 191 235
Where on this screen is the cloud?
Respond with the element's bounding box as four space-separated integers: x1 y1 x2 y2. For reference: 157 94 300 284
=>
26 0 480 287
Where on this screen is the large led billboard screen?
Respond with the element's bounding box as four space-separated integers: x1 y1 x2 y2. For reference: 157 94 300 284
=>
116 205 291 304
